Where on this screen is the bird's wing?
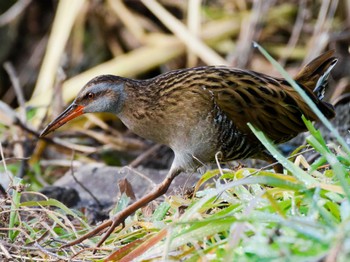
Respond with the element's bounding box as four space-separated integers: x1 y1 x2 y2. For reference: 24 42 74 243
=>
210 72 310 143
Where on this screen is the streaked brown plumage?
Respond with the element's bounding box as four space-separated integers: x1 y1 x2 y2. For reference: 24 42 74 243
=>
40 50 337 248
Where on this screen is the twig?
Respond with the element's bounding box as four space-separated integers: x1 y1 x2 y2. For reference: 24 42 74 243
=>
40 159 82 167
233 0 273 67
279 0 306 66
0 0 31 26
107 0 145 41
129 144 162 168
306 0 339 61
0 99 96 153
122 166 156 188
0 142 8 173
0 157 30 164
141 0 227 65
13 116 97 153
33 242 68 260
69 246 108 260
4 62 30 178
3 62 26 122
69 151 103 208
215 151 224 177
0 242 12 259
186 0 202 67
0 239 56 252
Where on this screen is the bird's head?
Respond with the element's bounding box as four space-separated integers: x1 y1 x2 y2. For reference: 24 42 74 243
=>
40 75 126 137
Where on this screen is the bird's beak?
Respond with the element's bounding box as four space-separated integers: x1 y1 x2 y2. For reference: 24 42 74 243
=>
40 104 84 137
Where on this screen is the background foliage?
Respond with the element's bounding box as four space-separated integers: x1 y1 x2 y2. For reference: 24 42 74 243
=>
1 0 350 261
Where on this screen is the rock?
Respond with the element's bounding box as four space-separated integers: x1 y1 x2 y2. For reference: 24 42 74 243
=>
40 186 80 207
51 164 201 208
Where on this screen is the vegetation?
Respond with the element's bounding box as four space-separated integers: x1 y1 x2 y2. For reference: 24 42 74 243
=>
1 0 349 261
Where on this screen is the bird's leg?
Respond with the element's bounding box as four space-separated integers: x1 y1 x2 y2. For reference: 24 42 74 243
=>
272 162 283 173
259 150 284 173
60 167 182 249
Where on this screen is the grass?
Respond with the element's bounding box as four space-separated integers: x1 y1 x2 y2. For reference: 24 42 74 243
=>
2 52 349 261
1 1 349 261
1 115 349 260
1 63 350 261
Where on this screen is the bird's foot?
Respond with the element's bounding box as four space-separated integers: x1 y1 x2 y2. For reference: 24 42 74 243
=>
60 168 181 251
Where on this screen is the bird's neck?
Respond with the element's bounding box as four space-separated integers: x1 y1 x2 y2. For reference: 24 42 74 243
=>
118 79 171 144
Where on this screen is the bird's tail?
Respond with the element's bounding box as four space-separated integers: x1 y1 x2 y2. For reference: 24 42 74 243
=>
294 50 338 118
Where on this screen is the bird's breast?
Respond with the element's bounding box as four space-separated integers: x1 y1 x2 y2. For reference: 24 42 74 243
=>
120 83 261 165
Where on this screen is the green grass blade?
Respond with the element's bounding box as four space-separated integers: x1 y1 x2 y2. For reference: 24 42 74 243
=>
20 198 89 227
302 117 350 200
9 177 24 241
182 174 304 220
248 123 317 187
110 193 131 216
152 202 171 222
170 217 234 249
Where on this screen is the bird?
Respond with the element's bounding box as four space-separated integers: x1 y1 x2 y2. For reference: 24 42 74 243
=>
40 50 337 248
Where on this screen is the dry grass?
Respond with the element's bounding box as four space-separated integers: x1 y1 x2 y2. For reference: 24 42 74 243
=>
1 0 350 260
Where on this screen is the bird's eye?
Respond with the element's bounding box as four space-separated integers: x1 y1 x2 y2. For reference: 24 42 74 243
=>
87 92 95 99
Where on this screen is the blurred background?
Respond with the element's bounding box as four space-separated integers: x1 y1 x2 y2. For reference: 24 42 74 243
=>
0 0 349 188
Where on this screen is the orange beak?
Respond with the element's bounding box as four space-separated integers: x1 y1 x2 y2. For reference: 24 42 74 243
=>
40 104 84 137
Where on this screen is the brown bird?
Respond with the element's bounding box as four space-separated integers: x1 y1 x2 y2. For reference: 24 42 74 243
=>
40 50 337 247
